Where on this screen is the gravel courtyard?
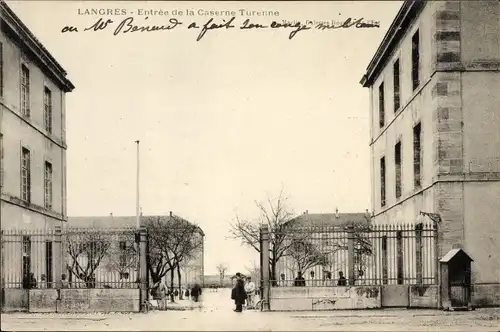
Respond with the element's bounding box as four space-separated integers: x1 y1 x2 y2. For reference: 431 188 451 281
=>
2 289 499 331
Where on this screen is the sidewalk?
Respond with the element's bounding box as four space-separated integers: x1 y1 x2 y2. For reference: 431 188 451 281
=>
2 307 499 331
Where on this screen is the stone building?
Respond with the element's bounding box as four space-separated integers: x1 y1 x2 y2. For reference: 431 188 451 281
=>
360 0 500 304
1 1 75 230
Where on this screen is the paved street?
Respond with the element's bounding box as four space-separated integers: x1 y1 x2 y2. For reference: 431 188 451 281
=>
1 289 499 331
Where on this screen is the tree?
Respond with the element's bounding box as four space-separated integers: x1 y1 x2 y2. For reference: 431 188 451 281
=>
216 263 228 287
244 260 260 284
285 233 329 274
229 187 295 286
142 215 203 301
66 230 112 288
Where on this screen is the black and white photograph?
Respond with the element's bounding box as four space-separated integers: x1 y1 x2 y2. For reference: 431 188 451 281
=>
0 0 499 330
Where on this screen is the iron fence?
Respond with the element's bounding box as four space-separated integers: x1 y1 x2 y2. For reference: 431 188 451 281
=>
1 227 140 289
270 222 438 287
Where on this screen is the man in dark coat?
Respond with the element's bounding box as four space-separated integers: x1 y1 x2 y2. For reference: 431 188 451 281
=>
191 283 202 302
231 272 247 312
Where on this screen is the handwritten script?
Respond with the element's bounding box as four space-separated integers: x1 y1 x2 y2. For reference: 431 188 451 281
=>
61 16 380 41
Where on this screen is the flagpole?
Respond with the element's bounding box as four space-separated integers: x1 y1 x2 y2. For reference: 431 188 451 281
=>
135 140 140 228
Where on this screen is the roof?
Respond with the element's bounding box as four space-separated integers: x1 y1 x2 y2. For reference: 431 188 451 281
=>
285 212 370 228
1 1 75 92
439 249 474 263
68 214 205 236
360 0 426 87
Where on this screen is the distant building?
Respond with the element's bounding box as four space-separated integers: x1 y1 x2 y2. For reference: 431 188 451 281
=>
68 212 205 288
0 1 74 230
360 0 500 301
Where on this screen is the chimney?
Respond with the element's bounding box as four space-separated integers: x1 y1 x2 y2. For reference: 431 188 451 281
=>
110 212 113 217
335 208 339 218
170 211 173 217
140 207 143 216
305 210 309 222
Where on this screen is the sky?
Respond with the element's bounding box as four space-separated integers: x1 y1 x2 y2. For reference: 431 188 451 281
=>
8 0 402 275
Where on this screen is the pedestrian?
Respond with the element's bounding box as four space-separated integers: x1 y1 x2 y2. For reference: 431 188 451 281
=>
22 272 37 289
185 287 190 300
294 271 306 287
337 271 347 286
191 283 202 302
231 272 247 312
150 279 167 310
174 288 179 299
244 277 256 309
60 274 69 288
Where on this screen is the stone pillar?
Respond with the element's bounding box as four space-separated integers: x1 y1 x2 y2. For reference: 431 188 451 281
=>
260 225 270 311
53 225 62 289
139 226 148 312
347 224 355 286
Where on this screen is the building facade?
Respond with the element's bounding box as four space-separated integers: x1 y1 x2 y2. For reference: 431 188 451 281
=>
360 0 500 300
1 2 75 231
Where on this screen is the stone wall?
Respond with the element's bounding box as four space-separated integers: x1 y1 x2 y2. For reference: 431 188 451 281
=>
1 289 28 312
472 284 500 307
26 288 140 313
408 284 439 308
270 286 381 311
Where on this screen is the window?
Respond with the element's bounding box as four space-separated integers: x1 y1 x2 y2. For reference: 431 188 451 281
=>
321 234 329 247
21 65 30 117
44 161 53 210
380 157 386 207
45 241 53 288
0 42 3 97
379 82 385 127
412 30 420 91
413 123 422 188
21 147 31 202
44 87 52 134
395 141 402 198
119 241 127 267
22 236 31 278
393 59 400 111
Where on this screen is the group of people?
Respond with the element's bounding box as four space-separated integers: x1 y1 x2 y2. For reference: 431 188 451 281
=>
22 273 73 289
231 273 257 312
294 271 347 287
149 279 202 310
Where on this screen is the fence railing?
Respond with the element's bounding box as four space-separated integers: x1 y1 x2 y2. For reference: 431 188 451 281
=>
1 227 140 289
264 222 438 287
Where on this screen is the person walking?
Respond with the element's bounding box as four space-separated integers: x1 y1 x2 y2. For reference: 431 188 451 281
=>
244 277 256 309
231 272 247 312
151 279 167 310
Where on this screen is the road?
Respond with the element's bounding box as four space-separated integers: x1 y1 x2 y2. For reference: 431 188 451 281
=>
2 288 499 331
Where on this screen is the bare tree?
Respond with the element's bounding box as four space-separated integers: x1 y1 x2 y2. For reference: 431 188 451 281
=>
285 233 329 274
66 230 112 288
244 260 260 284
216 263 228 287
143 215 203 302
229 187 295 285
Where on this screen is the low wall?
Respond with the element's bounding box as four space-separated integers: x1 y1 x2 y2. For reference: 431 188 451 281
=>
408 285 439 308
1 289 28 312
58 288 141 313
381 285 409 307
270 286 381 311
472 284 500 307
27 288 140 313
